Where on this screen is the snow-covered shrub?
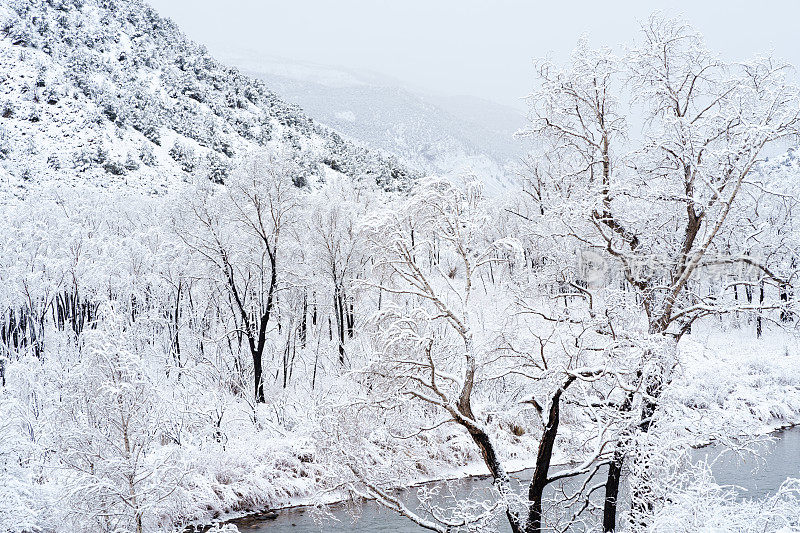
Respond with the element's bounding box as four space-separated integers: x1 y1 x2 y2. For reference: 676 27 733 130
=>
102 103 119 123
72 145 107 171
204 151 229 184
0 126 12 158
46 152 60 169
650 475 800 532
169 140 196 173
139 142 157 166
103 159 126 175
124 153 140 171
27 105 40 122
42 84 61 105
292 173 308 188
1 99 15 118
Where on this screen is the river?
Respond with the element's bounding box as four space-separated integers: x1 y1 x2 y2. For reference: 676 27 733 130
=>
230 426 800 532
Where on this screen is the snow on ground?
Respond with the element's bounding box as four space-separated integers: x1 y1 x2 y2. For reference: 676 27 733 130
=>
667 326 800 442
182 324 800 527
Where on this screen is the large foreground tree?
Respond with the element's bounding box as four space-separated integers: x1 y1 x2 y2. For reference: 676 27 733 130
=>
523 15 800 530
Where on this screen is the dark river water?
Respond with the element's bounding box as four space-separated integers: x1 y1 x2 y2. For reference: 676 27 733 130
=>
230 427 800 532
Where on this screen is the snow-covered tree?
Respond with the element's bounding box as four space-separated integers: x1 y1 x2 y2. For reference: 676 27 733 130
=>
55 306 184 533
178 151 300 403
522 15 800 530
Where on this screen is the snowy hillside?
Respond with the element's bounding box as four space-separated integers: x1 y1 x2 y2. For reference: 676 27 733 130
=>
0 0 414 198
219 52 526 192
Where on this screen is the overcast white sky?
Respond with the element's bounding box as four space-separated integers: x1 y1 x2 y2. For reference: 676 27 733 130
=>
147 0 800 110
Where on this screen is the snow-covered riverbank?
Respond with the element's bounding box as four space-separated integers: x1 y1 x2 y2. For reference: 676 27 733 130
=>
220 428 800 533
178 327 800 531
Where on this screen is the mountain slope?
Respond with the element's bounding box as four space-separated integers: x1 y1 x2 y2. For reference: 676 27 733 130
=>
0 0 414 198
218 52 526 192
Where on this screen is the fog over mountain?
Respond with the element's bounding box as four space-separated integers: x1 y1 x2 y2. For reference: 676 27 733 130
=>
220 51 527 193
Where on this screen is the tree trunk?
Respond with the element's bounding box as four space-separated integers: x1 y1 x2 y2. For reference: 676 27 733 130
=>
526 377 574 533
628 374 664 523
602 387 635 532
453 340 524 533
253 350 265 403
757 279 764 338
465 426 524 533
172 281 181 369
780 282 791 322
347 299 355 338
334 288 346 365
602 337 673 531
300 293 307 347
